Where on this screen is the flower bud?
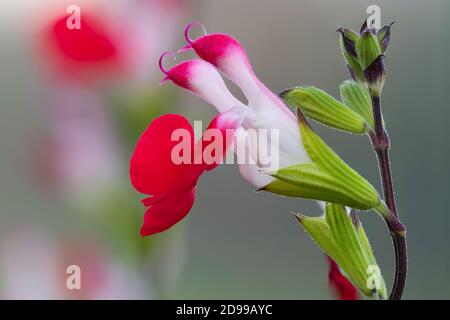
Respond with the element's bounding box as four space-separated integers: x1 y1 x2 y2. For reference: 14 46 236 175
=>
339 80 374 130
338 21 394 93
280 86 368 134
294 204 387 299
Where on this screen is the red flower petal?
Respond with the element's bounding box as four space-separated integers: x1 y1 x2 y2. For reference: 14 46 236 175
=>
140 188 196 236
131 109 245 236
130 114 199 196
327 256 359 300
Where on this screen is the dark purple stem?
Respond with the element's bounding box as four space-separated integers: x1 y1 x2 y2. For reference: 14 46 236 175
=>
369 95 407 300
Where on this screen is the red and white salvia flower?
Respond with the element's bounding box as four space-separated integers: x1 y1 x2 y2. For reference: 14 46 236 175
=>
162 23 311 188
130 106 246 236
131 23 313 236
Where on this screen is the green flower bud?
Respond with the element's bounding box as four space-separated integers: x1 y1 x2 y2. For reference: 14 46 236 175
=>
339 80 375 130
338 21 394 93
294 204 387 299
280 87 368 134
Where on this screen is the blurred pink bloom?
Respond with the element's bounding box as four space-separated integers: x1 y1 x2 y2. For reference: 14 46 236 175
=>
36 86 121 197
0 228 148 299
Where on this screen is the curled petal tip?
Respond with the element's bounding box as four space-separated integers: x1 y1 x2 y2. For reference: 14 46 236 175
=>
184 21 207 45
159 51 176 75
177 44 193 53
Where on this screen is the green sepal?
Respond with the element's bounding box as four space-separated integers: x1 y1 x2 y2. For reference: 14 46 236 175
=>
356 31 382 71
271 163 376 210
264 110 381 210
295 204 387 299
354 216 387 298
363 55 386 97
377 22 395 53
280 87 368 134
337 28 365 84
297 110 380 209
339 80 374 130
258 178 318 198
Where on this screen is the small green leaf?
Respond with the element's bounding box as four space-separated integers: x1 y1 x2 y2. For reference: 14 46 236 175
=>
356 31 382 70
295 204 387 299
339 80 374 130
280 87 367 134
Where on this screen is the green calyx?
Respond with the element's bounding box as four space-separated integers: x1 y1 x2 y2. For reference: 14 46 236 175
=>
339 80 375 131
280 87 368 134
261 109 381 210
294 204 387 299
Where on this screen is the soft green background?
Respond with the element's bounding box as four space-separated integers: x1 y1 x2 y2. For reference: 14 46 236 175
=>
1 0 449 299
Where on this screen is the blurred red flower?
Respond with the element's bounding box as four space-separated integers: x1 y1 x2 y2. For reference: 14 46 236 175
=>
41 10 122 81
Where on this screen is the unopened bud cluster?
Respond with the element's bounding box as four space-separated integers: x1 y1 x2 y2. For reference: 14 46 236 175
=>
337 21 394 96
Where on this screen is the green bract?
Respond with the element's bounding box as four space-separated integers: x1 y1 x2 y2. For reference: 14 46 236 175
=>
295 204 387 299
261 110 382 211
280 86 368 134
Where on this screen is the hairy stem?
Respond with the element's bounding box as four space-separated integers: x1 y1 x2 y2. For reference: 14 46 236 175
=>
370 95 408 300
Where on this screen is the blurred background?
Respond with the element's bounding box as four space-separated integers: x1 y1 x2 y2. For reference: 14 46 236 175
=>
0 0 448 299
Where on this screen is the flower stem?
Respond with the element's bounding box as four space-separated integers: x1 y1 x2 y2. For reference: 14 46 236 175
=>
369 95 407 300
